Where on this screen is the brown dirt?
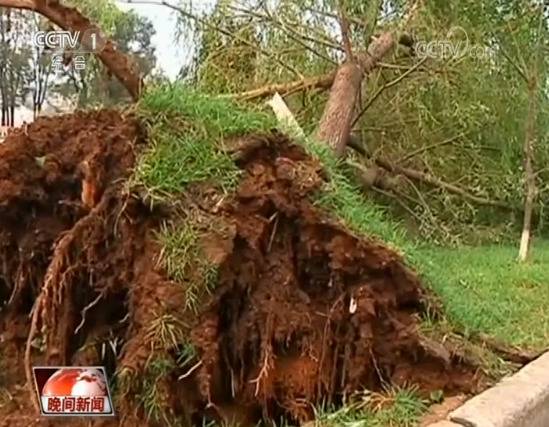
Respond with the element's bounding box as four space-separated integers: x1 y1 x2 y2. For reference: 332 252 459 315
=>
419 395 468 426
0 113 483 426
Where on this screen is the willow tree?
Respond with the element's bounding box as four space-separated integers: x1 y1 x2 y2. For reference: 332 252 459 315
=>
154 0 548 246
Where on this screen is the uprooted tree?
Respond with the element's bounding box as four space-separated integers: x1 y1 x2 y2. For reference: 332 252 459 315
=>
0 93 488 427
0 1 547 426
123 0 548 249
0 1 484 426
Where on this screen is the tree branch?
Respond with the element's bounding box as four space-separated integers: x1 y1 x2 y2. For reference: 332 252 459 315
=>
352 57 427 127
227 5 343 56
0 0 34 7
226 72 335 100
337 2 354 60
373 156 518 211
303 5 372 32
499 45 529 83
266 92 305 139
396 133 465 164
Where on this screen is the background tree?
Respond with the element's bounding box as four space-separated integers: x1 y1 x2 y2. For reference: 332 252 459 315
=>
0 8 33 125
0 0 157 118
0 0 144 99
53 1 157 107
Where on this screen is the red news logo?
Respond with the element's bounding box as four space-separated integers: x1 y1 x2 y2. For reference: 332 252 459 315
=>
32 367 115 416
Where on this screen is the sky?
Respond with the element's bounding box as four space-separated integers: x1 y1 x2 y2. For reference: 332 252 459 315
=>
116 1 204 80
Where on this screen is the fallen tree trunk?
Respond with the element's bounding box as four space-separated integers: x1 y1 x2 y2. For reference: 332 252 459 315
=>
267 89 517 214
0 0 143 100
372 157 518 211
312 0 421 156
316 32 395 156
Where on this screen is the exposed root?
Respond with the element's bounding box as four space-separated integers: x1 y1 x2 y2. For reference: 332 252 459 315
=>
0 115 486 426
24 293 42 414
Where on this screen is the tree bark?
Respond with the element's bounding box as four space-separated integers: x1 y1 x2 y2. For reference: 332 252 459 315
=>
517 6 545 262
518 77 538 262
0 0 143 100
315 32 395 156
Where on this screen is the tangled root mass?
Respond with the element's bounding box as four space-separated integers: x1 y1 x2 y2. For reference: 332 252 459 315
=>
0 113 479 426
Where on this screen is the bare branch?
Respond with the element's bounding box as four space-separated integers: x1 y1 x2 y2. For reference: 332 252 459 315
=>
352 57 427 127
499 45 529 83
337 2 354 60
226 72 335 100
373 156 518 211
228 5 343 54
303 5 371 31
397 133 466 164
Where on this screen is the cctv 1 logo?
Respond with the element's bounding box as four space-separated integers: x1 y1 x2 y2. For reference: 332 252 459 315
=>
32 29 107 53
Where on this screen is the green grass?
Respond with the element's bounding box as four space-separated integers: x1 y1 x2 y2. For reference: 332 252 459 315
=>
155 220 220 313
155 221 201 283
417 240 549 350
137 356 182 426
314 387 427 427
131 83 276 205
197 387 427 427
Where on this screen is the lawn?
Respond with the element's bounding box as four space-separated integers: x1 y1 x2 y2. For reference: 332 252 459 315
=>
417 240 549 351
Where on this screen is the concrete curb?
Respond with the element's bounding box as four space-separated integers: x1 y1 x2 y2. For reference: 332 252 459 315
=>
427 351 549 427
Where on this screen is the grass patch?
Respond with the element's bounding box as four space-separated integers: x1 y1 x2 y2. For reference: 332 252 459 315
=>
198 387 427 427
314 387 427 427
137 356 181 426
155 220 219 313
131 83 276 204
155 221 201 283
144 312 188 349
131 122 240 203
417 240 549 350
